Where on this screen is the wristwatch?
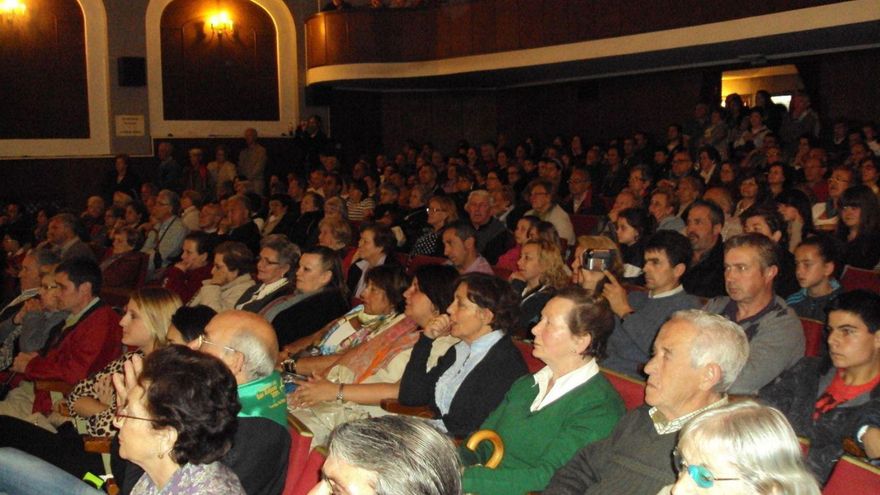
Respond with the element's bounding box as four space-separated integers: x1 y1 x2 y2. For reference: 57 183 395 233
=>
282 357 297 374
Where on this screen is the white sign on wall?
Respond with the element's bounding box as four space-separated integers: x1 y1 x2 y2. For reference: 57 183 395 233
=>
115 115 145 137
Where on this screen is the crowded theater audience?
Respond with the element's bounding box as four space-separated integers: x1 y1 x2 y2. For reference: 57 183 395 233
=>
2 89 880 494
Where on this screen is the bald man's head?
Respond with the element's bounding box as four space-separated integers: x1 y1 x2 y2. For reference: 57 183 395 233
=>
202 310 278 384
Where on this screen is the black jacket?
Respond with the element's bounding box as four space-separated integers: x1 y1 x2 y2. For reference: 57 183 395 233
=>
398 333 528 438
270 288 350 347
760 357 880 483
681 237 725 299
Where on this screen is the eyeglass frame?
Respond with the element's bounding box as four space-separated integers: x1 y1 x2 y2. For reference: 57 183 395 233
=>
673 447 741 489
114 409 155 425
197 335 242 357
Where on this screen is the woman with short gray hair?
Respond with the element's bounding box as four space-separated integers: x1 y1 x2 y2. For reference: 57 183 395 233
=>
314 416 462 495
235 234 299 313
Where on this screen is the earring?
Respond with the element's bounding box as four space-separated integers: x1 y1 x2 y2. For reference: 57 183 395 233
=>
158 451 164 459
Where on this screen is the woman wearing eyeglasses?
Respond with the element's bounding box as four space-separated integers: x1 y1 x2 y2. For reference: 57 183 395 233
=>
410 195 458 257
0 288 181 484
114 345 245 494
235 234 299 313
660 401 818 495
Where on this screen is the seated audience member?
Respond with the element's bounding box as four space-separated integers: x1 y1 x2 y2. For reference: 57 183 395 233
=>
786 235 843 321
615 207 653 283
703 186 743 241
288 265 458 445
510 239 569 336
733 169 767 219
703 233 803 394
197 202 223 235
179 190 202 232
260 194 296 238
466 190 513 265
345 179 375 222
442 220 493 275
681 200 726 298
544 310 748 495
570 235 624 297
290 191 323 249
861 156 879 195
598 188 639 240
563 167 605 215
401 184 430 250
399 273 529 437
347 223 399 300
93 205 126 251
525 179 576 246
315 416 462 495
45 213 96 263
0 269 67 373
460 288 625 494
112 311 290 495
411 194 458 257
0 248 56 326
601 230 701 378
761 290 880 483
219 194 261 256
626 165 652 204
165 304 214 345
836 185 880 269
280 264 408 372
324 196 348 223
102 153 141 201
0 288 180 479
80 196 105 240
162 231 214 304
99 226 145 295
741 204 800 298
648 187 685 232
662 401 820 495
317 217 354 273
675 176 704 219
263 247 350 347
188 241 255 312
776 188 816 253
235 234 298 313
0 346 245 495
496 215 540 273
813 165 853 232
0 259 121 423
801 156 829 203
141 189 188 281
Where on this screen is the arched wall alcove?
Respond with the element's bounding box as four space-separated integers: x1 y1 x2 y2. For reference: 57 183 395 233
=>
146 0 298 137
0 0 111 157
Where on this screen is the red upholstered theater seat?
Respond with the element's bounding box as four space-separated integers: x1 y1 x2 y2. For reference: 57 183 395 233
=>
283 415 314 494
512 339 545 373
570 214 601 237
600 367 646 411
406 255 448 277
290 447 327 495
822 455 880 495
840 265 880 293
800 318 825 358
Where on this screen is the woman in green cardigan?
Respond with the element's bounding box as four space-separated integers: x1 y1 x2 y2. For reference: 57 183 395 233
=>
459 286 625 495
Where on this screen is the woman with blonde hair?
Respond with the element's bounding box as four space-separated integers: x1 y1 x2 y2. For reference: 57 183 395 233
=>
570 235 624 296
410 195 458 257
510 239 569 336
665 400 819 495
0 288 182 481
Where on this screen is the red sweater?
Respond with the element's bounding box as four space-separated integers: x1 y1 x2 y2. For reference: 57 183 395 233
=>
163 264 213 304
25 302 122 413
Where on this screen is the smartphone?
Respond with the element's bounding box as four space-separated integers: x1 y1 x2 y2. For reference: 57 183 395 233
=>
581 249 615 272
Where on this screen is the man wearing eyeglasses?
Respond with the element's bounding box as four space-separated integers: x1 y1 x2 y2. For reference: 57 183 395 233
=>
114 310 289 495
544 310 748 495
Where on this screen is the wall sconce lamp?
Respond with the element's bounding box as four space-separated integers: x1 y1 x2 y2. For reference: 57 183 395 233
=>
208 11 233 37
0 0 26 22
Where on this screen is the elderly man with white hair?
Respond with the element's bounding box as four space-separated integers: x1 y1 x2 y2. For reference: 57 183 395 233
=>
544 309 749 495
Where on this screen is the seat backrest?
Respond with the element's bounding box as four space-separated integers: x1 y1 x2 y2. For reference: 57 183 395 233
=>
512 339 545 373
840 265 880 292
570 214 600 237
492 265 512 280
407 255 448 277
823 455 880 495
799 318 825 358
600 367 646 411
283 415 314 495
290 447 328 495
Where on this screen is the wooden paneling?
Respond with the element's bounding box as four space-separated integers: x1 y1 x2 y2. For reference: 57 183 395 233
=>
0 0 88 139
305 0 843 69
160 0 279 121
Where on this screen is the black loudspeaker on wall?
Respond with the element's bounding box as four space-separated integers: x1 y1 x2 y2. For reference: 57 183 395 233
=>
118 57 147 87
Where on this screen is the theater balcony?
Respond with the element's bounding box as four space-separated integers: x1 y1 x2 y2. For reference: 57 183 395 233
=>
304 0 880 90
